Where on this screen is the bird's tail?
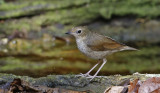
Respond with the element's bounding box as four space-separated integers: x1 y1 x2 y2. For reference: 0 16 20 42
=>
120 46 138 51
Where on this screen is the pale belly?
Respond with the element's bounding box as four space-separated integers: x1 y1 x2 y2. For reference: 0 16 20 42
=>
83 50 109 59
76 39 110 59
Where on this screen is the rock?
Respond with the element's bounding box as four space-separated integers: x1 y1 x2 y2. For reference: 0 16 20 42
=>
0 73 160 93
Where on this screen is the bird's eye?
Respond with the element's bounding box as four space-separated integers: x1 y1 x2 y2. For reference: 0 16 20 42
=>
77 30 81 34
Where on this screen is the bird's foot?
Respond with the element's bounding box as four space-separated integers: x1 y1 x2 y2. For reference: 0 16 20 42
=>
86 75 102 81
76 73 91 77
76 73 102 81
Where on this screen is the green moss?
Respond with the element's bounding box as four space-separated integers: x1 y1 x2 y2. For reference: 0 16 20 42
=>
0 0 159 78
0 73 153 93
1 0 160 34
0 36 159 77
0 0 90 19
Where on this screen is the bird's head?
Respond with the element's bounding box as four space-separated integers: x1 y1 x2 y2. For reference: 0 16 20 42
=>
65 26 89 38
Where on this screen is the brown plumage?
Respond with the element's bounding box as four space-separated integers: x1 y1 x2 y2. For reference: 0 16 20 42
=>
65 26 137 80
86 32 124 51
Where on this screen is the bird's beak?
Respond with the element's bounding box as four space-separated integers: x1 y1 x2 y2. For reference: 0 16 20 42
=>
65 31 71 34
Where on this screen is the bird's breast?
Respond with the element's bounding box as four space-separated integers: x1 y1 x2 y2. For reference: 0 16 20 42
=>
76 39 109 59
76 39 90 53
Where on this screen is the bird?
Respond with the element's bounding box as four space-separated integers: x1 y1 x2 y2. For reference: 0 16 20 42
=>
65 26 137 80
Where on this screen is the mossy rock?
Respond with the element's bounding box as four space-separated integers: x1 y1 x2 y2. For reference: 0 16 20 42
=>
0 73 159 92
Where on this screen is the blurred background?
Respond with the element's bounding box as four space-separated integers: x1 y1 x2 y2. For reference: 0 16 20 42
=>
0 0 159 77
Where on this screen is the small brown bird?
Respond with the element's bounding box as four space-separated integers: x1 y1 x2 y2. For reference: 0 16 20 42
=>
65 26 137 80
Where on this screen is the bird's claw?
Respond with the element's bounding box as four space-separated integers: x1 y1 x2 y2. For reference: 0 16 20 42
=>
86 76 103 81
76 73 91 77
76 73 102 81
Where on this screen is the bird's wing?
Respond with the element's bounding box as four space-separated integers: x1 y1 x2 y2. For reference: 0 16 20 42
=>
86 32 125 51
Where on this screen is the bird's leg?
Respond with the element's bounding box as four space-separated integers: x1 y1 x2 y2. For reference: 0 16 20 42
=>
84 60 101 76
87 58 107 81
76 60 101 77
